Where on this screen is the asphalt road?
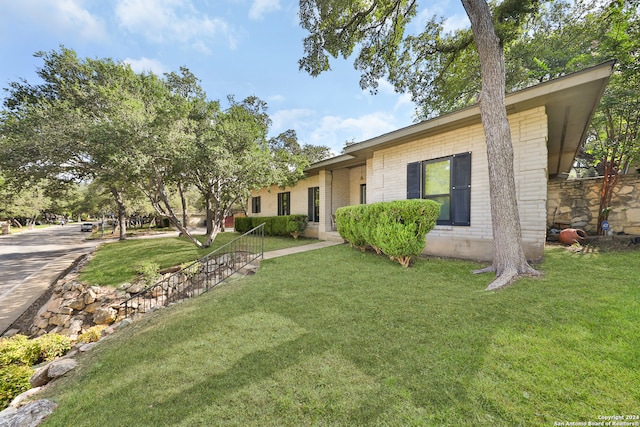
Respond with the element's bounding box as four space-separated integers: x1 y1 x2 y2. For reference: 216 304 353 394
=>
0 224 101 334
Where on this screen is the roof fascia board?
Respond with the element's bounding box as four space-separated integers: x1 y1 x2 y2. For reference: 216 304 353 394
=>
343 61 615 155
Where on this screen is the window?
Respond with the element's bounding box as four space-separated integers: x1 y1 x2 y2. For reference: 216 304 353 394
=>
407 152 471 226
251 196 261 214
308 187 320 222
360 184 367 204
277 192 290 216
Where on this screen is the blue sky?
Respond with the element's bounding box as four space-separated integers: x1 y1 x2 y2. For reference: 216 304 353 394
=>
0 0 468 155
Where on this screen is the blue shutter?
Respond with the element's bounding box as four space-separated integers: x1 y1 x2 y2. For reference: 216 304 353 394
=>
451 152 471 226
407 161 422 199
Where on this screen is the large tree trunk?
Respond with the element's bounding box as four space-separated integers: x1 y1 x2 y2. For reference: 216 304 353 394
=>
110 187 127 241
462 0 540 290
204 185 221 248
154 174 204 249
178 180 189 230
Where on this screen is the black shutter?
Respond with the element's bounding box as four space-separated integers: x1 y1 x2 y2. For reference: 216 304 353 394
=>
451 152 471 226
407 161 422 199
308 188 314 221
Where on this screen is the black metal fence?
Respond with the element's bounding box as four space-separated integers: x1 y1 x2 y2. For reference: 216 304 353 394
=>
119 223 264 320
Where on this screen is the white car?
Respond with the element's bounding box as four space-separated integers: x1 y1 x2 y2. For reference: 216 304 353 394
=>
80 223 93 232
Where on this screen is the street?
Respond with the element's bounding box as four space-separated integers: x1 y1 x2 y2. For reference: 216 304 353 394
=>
0 224 102 334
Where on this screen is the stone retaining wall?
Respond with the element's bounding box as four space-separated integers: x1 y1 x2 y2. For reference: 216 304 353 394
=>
547 175 640 235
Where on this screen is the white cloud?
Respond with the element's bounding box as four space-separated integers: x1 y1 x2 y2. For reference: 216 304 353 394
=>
271 108 314 133
123 57 165 75
249 0 281 21
268 94 285 103
307 112 399 153
272 104 408 154
2 0 107 42
115 0 235 51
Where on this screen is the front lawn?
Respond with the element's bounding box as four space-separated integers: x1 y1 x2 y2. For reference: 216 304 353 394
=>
78 232 319 286
42 245 639 426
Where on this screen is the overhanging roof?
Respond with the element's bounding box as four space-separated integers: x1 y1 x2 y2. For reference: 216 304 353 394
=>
305 61 614 177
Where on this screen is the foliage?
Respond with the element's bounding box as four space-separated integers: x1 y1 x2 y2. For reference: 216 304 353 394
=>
1 48 326 247
335 204 368 250
134 261 160 288
337 200 440 266
0 333 71 410
77 326 107 344
0 365 33 409
35 334 73 362
0 335 41 367
234 215 308 238
39 246 640 425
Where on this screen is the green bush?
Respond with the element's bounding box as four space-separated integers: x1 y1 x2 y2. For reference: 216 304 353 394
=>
235 215 308 238
0 333 74 410
0 365 34 409
78 326 107 344
36 334 72 362
135 261 160 287
361 203 386 254
0 335 41 367
336 200 441 267
335 205 367 250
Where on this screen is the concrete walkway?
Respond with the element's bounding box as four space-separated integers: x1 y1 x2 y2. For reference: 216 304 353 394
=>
262 240 342 259
0 237 343 336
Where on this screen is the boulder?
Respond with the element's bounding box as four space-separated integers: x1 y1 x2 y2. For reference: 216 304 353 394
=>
47 359 77 378
0 399 57 427
67 297 86 311
29 359 78 388
93 307 117 325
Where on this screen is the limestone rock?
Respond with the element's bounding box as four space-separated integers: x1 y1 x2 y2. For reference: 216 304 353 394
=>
9 387 42 408
29 359 78 388
0 399 57 427
47 313 71 327
93 307 117 325
29 366 50 388
47 359 77 378
78 342 97 352
67 297 86 311
84 289 97 305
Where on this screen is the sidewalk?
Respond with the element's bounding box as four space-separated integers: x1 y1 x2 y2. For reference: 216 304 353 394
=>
0 237 343 336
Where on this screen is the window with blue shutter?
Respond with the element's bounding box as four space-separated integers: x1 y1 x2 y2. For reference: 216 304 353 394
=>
406 152 471 226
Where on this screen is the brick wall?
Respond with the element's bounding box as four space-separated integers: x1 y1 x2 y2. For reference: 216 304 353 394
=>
367 106 548 260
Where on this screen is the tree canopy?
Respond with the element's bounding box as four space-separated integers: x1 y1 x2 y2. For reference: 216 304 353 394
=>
0 46 330 245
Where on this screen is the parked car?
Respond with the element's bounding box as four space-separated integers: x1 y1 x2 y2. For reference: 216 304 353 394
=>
80 223 93 232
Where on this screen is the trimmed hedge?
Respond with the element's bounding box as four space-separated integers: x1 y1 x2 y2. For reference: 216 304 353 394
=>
235 215 309 239
336 200 441 267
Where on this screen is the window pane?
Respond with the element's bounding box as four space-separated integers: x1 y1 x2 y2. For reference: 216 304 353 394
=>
428 195 450 221
424 160 450 196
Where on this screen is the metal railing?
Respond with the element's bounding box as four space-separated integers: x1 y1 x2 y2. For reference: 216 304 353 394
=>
119 223 264 320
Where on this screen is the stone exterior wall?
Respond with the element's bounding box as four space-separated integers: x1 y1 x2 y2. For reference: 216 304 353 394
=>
547 174 640 235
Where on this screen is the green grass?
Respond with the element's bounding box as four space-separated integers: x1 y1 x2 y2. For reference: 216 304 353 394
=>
78 232 319 286
42 245 639 426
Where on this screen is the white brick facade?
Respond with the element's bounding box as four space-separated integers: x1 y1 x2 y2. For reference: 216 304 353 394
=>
247 63 613 261
249 107 548 261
